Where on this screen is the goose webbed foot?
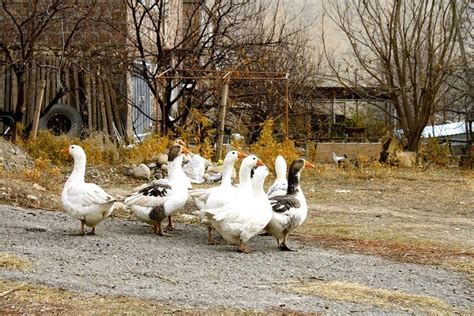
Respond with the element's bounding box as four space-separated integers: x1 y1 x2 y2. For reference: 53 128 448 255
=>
157 224 172 237
78 220 85 236
86 227 96 235
237 240 251 253
279 243 296 252
207 227 217 245
165 215 178 231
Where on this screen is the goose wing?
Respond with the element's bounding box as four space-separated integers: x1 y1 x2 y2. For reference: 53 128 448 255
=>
124 182 172 207
65 183 115 207
269 194 301 213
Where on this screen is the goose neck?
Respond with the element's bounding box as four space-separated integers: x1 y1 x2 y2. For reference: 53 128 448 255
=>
66 156 86 185
168 154 185 181
287 170 301 195
220 160 234 186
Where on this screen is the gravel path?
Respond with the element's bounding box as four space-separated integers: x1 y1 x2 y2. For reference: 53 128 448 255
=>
0 204 472 313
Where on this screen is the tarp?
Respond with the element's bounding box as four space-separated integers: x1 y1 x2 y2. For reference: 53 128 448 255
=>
421 121 466 138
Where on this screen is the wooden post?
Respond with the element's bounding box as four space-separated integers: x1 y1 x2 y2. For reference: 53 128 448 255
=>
0 62 5 110
97 75 107 132
31 80 46 141
103 77 114 135
285 73 289 138
91 71 97 129
162 84 167 135
73 67 80 111
84 71 92 128
215 74 231 161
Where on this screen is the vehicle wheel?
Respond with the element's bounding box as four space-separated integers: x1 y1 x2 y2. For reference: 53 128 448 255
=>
38 104 83 137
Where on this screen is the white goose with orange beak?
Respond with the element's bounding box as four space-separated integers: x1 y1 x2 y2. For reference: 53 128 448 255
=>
190 150 247 244
124 144 190 236
61 145 117 236
202 156 270 253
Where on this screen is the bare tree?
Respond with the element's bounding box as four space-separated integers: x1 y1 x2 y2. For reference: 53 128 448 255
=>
0 0 96 126
105 0 306 135
323 0 467 151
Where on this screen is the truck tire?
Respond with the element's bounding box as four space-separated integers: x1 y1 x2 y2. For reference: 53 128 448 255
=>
38 104 83 137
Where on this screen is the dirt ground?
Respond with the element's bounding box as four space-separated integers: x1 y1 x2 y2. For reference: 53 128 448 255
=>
0 165 473 313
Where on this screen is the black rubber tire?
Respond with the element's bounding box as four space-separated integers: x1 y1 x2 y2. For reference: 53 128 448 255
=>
38 104 83 137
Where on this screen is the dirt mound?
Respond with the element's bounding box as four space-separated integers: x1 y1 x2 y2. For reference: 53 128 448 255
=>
0 138 34 171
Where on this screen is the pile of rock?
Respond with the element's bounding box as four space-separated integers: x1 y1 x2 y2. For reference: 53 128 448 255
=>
0 139 34 172
125 152 169 180
125 151 236 184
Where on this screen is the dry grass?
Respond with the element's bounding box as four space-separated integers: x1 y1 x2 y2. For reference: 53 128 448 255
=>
18 130 120 166
0 280 299 315
0 279 175 314
295 213 474 281
294 164 474 280
122 134 172 164
284 280 459 313
0 253 31 271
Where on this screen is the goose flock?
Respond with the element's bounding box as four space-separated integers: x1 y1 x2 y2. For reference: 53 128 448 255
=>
62 142 314 253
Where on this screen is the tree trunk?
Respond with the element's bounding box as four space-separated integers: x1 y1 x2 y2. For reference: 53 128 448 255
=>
406 132 421 152
14 70 26 123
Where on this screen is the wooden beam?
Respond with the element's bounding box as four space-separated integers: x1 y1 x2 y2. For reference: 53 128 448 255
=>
31 80 46 141
215 77 230 161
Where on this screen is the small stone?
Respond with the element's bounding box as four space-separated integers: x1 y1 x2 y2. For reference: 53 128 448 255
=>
132 164 151 179
154 172 163 180
147 162 157 169
33 183 46 192
160 164 168 171
27 194 38 201
156 153 168 166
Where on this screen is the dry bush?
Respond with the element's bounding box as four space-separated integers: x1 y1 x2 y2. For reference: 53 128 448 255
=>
177 109 216 160
250 118 300 170
418 138 455 167
21 158 63 190
18 131 71 165
78 130 121 165
193 137 215 160
121 134 171 164
18 130 120 166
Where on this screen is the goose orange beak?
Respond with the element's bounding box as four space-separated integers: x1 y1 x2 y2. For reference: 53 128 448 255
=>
256 159 265 167
237 152 248 159
62 147 69 154
304 160 315 168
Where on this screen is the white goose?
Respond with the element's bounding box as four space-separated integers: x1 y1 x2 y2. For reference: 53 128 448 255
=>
266 155 288 198
265 158 314 251
203 165 272 253
190 150 247 244
234 154 264 198
124 144 190 236
61 145 117 236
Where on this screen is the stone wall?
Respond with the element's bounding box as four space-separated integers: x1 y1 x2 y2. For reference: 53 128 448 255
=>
314 142 383 163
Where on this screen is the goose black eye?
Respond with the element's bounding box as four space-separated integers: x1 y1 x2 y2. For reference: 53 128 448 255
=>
253 157 256 160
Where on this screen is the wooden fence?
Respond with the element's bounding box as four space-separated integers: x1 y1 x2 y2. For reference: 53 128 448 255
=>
0 56 126 137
